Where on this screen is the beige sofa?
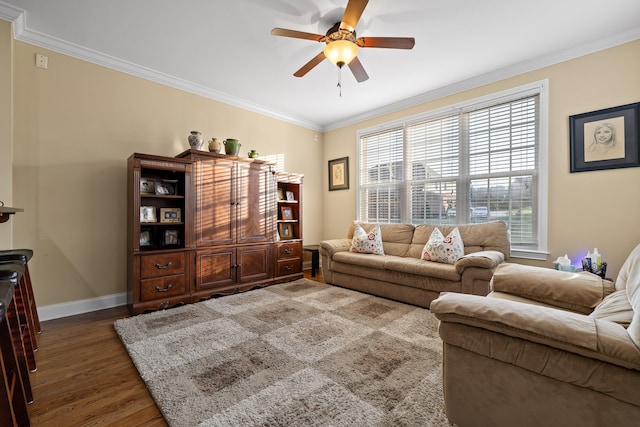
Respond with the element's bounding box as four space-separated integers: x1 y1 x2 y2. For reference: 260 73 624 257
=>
431 244 640 427
320 221 510 308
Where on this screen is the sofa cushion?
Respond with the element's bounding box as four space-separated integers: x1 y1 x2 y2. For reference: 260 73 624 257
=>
614 243 640 348
406 221 510 259
347 222 414 257
350 223 384 255
421 227 464 264
589 289 633 327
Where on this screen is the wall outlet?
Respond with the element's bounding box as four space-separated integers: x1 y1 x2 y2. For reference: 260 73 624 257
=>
36 53 48 69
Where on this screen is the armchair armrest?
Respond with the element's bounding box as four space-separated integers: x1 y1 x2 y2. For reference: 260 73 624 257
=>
454 250 504 274
431 292 640 371
320 239 351 258
490 263 615 314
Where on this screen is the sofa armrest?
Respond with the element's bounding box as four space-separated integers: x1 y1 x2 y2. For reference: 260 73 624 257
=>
431 292 640 371
490 263 615 314
320 239 351 258
454 250 504 274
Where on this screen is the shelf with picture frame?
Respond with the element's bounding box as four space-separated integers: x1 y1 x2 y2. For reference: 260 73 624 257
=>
274 172 303 281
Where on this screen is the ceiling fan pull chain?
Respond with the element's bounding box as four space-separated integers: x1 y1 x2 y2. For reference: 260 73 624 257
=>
337 67 343 97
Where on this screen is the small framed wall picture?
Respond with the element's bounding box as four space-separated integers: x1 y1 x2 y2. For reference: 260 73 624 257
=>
281 206 293 220
139 229 153 247
140 178 155 194
569 102 640 173
328 157 349 191
286 190 295 201
163 229 181 247
140 206 157 223
160 207 182 223
279 223 293 239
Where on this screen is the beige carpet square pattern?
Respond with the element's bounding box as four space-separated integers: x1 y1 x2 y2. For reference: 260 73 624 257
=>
115 279 450 426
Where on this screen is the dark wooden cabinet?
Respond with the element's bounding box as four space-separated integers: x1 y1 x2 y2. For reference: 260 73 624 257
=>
127 151 302 314
274 172 304 282
178 151 275 300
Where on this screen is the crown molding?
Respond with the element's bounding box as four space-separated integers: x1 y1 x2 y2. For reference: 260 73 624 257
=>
323 26 640 132
2 3 639 133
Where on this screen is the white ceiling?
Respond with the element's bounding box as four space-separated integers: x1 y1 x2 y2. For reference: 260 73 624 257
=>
1 0 639 131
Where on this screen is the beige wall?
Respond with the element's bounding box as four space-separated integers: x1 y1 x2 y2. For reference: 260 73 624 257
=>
0 21 13 246
323 40 640 280
10 38 322 308
5 19 640 311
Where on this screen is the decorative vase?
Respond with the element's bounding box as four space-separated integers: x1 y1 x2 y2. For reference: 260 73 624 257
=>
188 131 204 150
223 139 241 156
208 138 221 153
248 150 259 158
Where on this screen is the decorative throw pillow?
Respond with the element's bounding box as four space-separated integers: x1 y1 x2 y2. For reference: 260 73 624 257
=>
350 224 385 255
421 227 464 264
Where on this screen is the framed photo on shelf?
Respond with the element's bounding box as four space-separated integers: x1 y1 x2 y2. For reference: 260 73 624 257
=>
570 102 640 173
162 229 181 247
160 207 182 223
139 229 153 247
281 206 293 220
277 188 285 200
285 190 295 201
140 206 157 223
278 223 294 239
328 157 349 191
155 179 177 195
140 178 155 194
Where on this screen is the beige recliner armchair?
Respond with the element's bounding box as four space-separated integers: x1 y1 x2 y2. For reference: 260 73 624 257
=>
431 244 640 427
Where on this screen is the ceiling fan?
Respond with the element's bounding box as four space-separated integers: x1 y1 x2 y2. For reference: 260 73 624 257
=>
271 0 415 83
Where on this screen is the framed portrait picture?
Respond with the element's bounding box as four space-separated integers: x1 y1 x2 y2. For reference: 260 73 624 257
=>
286 190 295 201
140 206 157 223
162 229 181 247
139 229 153 247
155 179 177 195
281 206 293 220
278 223 294 239
569 102 640 173
277 188 285 200
140 178 155 194
160 207 182 223
328 157 349 191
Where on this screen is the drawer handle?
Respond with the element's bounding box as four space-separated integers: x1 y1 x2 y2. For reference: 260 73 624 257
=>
155 262 173 269
284 248 292 254
155 284 173 293
284 265 293 271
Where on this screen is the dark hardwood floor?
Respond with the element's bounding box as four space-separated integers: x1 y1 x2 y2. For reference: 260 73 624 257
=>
27 271 323 426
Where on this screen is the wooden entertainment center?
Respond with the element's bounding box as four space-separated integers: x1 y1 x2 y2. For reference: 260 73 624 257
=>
127 150 303 315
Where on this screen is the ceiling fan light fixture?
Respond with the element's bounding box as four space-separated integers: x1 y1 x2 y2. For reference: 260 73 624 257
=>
323 40 358 67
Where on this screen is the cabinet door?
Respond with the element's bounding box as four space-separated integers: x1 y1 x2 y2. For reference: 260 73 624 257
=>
195 158 235 246
195 248 236 291
237 244 271 283
236 162 274 244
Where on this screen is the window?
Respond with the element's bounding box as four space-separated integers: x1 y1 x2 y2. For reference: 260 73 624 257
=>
357 82 548 258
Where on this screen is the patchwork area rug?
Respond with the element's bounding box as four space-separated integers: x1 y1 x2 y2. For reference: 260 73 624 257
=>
114 279 451 426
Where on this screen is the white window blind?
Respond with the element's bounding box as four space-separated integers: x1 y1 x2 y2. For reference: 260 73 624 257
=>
357 84 546 254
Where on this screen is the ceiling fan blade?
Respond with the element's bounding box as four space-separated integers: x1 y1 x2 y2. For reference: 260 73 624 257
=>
356 37 415 49
294 51 326 77
348 56 369 82
341 0 369 31
271 28 325 42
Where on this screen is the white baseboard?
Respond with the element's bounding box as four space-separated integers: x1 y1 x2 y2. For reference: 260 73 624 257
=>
38 262 324 322
38 293 127 322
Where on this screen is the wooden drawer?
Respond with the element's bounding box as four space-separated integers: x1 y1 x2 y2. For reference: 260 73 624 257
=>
141 252 185 278
276 242 302 260
140 275 186 301
276 258 302 276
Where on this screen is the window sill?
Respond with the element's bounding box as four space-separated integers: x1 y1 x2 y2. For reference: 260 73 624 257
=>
510 248 549 261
